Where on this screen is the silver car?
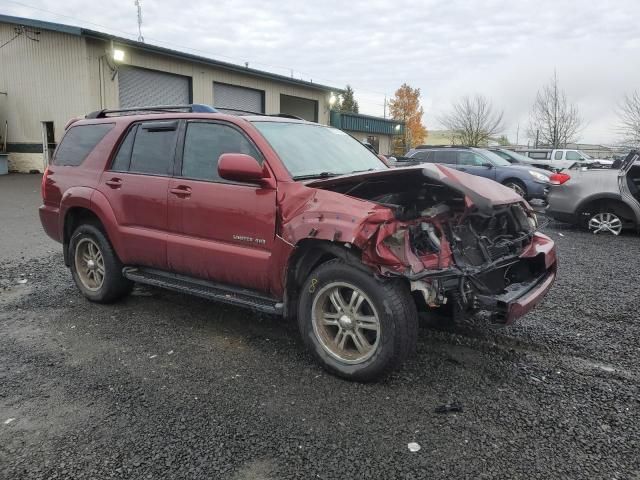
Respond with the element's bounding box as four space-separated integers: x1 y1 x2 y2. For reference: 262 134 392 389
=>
546 151 640 235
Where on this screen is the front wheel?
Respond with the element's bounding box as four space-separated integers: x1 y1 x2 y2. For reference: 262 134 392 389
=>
503 180 528 199
298 259 418 382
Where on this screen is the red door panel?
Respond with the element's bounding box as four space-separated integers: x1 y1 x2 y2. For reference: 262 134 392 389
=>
167 178 276 292
97 172 168 268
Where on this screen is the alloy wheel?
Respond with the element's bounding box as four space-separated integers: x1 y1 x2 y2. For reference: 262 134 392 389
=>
311 282 381 364
588 212 623 235
74 238 105 291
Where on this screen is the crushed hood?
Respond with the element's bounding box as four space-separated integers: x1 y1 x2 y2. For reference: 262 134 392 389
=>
307 164 523 213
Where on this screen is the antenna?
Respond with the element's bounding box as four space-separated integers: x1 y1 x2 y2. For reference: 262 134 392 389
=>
135 0 144 42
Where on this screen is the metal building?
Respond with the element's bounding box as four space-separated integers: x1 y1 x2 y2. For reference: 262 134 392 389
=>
0 14 341 172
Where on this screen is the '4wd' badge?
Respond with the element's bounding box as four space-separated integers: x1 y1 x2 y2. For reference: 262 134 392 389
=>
233 235 266 245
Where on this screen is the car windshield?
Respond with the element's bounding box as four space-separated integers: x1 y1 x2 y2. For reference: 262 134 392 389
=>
252 121 387 179
475 148 512 166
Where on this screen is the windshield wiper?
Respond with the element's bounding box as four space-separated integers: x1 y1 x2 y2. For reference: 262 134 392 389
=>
292 172 341 180
349 168 377 174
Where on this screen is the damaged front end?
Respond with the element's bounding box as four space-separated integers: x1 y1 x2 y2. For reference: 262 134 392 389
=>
309 165 557 325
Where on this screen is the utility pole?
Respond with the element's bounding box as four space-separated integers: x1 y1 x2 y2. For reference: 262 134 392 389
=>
535 129 539 149
135 0 145 43
383 96 387 119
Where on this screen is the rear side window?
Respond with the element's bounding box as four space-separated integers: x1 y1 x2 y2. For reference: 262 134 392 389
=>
181 122 262 182
53 124 114 166
433 150 457 164
554 151 563 160
409 151 432 161
111 121 178 175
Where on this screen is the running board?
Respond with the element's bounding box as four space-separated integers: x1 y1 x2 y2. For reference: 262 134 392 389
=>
122 267 283 315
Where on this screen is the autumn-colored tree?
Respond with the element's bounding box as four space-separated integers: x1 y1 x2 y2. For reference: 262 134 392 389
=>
389 83 428 153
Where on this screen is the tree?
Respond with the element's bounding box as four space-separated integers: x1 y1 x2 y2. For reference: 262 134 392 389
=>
340 85 359 114
389 83 427 152
496 135 510 146
527 72 582 148
617 90 640 147
439 94 504 146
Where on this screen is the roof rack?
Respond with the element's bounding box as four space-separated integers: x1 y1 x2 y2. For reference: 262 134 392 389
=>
414 145 472 149
85 104 218 119
213 108 305 120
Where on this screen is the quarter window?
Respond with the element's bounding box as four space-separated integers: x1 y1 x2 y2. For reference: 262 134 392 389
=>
54 124 114 166
181 122 261 182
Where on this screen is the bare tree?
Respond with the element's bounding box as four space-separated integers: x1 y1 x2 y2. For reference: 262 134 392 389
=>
439 95 504 146
617 90 640 147
527 72 582 148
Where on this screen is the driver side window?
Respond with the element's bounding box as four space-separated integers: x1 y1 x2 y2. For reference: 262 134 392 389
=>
565 151 581 161
181 122 262 182
458 151 488 166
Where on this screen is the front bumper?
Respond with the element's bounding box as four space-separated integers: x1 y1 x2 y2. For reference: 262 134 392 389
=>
473 232 557 324
527 181 550 200
475 265 557 324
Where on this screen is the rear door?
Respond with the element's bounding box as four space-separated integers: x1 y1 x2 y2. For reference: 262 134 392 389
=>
97 120 179 269
166 120 276 293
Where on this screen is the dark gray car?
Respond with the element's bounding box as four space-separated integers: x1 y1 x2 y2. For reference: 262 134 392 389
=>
546 151 640 234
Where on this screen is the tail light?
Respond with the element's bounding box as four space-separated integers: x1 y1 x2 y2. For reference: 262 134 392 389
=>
41 167 50 200
549 172 570 185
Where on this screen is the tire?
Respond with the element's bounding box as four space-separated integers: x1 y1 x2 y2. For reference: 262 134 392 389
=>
69 224 133 303
297 259 418 382
503 179 528 199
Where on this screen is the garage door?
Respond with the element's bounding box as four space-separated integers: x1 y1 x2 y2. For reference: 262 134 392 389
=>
280 94 318 122
213 83 265 114
118 66 191 108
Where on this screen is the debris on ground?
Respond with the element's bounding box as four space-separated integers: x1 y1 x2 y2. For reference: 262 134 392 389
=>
434 402 463 414
407 442 421 453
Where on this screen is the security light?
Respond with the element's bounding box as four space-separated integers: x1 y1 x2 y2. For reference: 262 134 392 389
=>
329 93 337 106
395 124 401 131
112 49 125 62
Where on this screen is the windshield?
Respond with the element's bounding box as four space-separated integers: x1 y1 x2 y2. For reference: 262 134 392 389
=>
252 121 387 179
475 148 512 166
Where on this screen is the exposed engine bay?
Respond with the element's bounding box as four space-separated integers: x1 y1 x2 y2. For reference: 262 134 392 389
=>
309 166 550 323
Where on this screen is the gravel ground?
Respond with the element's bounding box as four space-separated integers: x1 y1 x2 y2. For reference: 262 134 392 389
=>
1 179 639 479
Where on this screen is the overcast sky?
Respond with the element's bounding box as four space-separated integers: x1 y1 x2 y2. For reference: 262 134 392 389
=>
3 0 640 144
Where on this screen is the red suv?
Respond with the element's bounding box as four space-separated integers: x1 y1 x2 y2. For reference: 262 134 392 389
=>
40 104 557 381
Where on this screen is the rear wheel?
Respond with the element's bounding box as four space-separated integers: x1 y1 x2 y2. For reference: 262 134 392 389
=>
69 224 132 303
503 179 527 199
298 259 418 382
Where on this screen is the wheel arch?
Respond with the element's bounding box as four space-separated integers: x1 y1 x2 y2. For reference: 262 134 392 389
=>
282 239 370 320
576 194 637 227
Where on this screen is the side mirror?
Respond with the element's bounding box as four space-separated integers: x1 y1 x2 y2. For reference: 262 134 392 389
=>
218 153 267 183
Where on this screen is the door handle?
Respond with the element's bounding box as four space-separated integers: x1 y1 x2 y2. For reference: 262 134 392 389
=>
169 185 192 197
458 167 467 172
105 178 122 188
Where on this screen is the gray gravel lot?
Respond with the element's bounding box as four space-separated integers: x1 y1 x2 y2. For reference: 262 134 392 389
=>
1 175 639 479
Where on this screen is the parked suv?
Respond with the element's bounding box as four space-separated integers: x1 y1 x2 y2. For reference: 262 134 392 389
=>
546 151 640 234
400 146 551 201
40 105 557 381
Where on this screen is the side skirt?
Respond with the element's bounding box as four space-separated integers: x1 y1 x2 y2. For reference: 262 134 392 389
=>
122 267 284 315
